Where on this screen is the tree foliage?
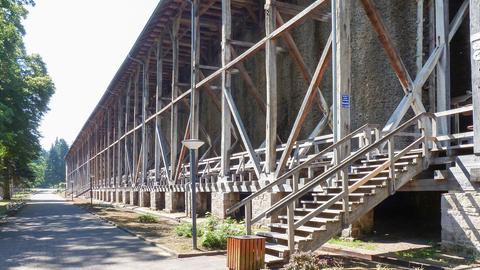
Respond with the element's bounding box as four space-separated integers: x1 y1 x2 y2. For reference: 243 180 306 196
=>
0 0 55 198
43 138 68 187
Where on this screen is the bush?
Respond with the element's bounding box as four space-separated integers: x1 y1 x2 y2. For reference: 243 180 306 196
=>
174 212 245 249
285 252 325 270
138 214 157 223
175 222 203 238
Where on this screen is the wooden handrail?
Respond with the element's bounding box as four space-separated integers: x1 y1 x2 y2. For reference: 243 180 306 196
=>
254 112 435 223
226 124 377 215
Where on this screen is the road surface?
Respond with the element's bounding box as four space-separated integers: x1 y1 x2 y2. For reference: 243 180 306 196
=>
0 189 226 270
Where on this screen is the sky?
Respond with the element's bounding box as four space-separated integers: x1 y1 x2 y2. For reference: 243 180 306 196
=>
23 0 160 150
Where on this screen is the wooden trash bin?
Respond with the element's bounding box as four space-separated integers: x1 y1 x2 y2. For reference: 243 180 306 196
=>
227 236 265 270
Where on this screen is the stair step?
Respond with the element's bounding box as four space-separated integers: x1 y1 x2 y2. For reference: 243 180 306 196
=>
257 231 311 242
265 242 289 253
312 192 370 197
265 254 285 265
361 155 419 164
349 169 403 179
294 208 345 215
334 177 388 185
278 215 338 224
269 223 326 233
352 162 412 171
299 200 360 206
325 185 382 192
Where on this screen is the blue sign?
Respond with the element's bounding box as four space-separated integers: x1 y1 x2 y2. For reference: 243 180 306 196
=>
341 94 350 108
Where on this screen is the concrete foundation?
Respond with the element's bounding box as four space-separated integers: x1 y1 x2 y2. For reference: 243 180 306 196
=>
150 192 165 210
342 210 375 238
139 191 151 207
211 192 239 219
116 191 122 203
252 192 286 225
442 192 480 255
130 191 139 206
164 192 184 213
185 192 210 217
123 191 130 204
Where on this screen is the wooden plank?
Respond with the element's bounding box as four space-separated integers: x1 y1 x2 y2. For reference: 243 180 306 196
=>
416 0 424 74
276 34 332 176
276 12 330 121
435 0 451 136
360 0 428 134
170 18 180 181
334 0 352 224
434 105 473 117
265 0 277 176
221 0 232 179
155 38 163 184
222 88 262 179
448 0 469 43
471 0 480 154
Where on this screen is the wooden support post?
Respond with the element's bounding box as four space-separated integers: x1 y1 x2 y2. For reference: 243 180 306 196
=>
155 38 164 184
388 137 395 194
221 0 232 180
245 200 252 235
117 98 122 188
125 79 132 185
170 19 180 182
471 0 480 155
107 109 111 188
141 52 150 186
133 70 139 186
287 202 295 254
416 0 424 75
435 0 450 134
333 0 351 223
265 0 277 177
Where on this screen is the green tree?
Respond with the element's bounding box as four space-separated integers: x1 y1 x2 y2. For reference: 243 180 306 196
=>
0 0 55 198
44 138 68 187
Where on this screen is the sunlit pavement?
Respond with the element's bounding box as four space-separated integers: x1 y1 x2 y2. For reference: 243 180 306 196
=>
0 190 226 270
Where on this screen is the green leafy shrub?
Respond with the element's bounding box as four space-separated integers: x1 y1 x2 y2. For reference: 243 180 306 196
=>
174 222 203 237
138 214 157 223
174 212 245 249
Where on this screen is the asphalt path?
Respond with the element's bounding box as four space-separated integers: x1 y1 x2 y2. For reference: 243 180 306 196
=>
0 189 225 270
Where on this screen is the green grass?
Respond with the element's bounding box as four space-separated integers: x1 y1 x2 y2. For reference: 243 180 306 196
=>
395 246 478 267
328 237 377 251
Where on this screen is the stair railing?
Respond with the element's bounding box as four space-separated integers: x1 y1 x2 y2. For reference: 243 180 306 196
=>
247 112 436 252
226 123 380 234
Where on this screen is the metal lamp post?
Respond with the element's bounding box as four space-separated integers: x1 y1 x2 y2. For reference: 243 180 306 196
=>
182 139 204 249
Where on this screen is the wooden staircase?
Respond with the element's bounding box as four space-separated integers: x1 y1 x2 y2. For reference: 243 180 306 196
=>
226 112 440 268
258 150 427 266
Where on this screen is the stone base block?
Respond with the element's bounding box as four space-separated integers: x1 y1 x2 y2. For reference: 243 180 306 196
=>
252 191 285 225
150 192 165 210
185 192 210 217
139 191 151 207
130 191 139 206
165 192 185 213
211 192 239 219
123 191 130 204
442 192 480 255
